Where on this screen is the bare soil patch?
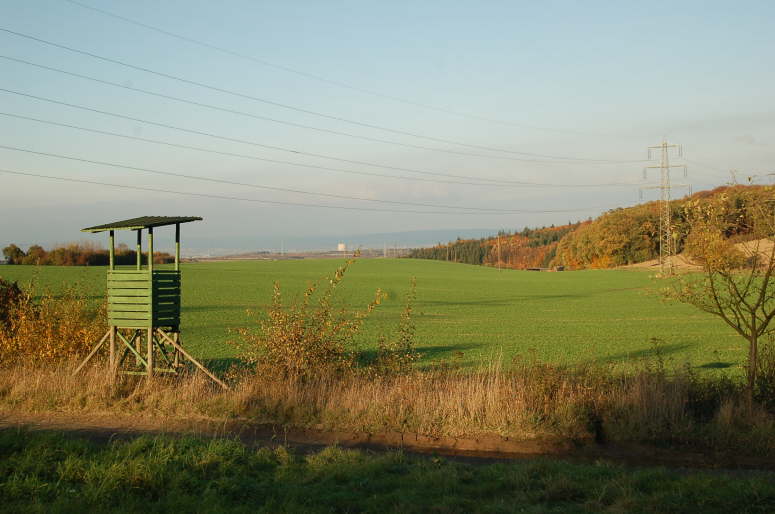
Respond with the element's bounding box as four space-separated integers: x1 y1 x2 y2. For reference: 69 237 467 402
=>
621 238 773 271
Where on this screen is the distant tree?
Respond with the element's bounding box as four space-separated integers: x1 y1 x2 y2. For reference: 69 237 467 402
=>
0 242 172 266
2 244 25 264
22 245 47 265
667 186 774 407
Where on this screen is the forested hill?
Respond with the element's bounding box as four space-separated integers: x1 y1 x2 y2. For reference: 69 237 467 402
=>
407 223 584 269
407 185 773 270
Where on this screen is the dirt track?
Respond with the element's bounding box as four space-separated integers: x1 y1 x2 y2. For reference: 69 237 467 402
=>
2 411 774 473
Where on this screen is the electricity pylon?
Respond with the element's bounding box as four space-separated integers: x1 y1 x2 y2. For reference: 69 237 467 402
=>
640 140 689 275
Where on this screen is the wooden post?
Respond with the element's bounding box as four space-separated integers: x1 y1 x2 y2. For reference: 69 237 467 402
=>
147 328 154 378
148 227 154 273
175 223 180 271
136 230 141 270
147 227 154 378
109 326 116 371
73 330 110 375
156 329 228 389
108 230 115 270
173 331 180 368
173 224 181 367
108 230 116 371
135 329 142 366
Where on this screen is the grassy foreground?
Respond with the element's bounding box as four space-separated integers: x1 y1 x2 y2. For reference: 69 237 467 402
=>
0 258 744 370
2 430 774 513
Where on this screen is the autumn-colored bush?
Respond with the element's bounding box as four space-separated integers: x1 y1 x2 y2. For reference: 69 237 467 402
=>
666 186 775 406
0 283 105 366
232 258 420 379
233 258 386 378
370 277 421 375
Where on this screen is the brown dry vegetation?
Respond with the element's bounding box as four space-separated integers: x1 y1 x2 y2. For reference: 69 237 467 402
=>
2 352 775 459
0 280 105 366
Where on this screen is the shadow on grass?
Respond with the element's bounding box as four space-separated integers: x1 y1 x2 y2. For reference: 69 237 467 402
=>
418 294 588 308
183 305 252 313
212 344 485 374
203 357 247 373
698 361 734 369
357 344 483 371
591 343 692 365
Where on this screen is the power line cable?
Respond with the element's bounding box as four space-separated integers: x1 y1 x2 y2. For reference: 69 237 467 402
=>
684 158 726 173
0 91 645 188
0 54 583 165
0 26 638 163
60 0 601 137
2 111 645 189
0 87 516 185
0 111 514 188
683 158 735 181
0 167 611 215
0 143 581 213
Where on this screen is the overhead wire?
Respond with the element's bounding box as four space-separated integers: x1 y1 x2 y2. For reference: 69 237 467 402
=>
0 90 646 188
0 111 519 188
2 111 648 189
0 26 640 163
0 167 612 215
0 54 592 165
0 143 593 213
61 0 601 136
0 4 727 221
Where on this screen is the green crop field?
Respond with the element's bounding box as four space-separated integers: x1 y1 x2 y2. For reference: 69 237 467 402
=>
0 259 745 371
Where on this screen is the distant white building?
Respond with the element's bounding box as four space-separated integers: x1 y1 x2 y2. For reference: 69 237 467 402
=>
337 243 346 252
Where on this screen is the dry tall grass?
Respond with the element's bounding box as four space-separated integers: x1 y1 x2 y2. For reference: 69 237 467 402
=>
2 357 774 457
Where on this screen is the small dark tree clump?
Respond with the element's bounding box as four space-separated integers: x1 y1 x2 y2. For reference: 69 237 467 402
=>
0 278 23 329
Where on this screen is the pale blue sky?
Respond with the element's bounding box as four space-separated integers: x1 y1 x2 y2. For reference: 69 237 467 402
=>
1 0 773 252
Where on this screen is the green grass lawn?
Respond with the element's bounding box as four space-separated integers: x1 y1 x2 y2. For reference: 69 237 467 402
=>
2 430 774 513
0 259 745 370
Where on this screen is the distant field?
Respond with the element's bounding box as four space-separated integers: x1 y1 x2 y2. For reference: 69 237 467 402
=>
0 259 744 370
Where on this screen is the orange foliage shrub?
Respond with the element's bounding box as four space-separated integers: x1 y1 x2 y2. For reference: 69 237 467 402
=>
233 258 386 378
0 284 105 366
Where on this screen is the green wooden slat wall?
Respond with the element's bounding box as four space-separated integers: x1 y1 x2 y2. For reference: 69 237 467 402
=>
107 270 181 328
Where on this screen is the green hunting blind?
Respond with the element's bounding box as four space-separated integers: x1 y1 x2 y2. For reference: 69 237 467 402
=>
74 216 226 388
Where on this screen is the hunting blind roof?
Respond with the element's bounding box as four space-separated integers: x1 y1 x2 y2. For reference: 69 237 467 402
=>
81 216 202 233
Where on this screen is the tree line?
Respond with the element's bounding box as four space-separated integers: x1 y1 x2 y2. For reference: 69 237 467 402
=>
2 242 174 266
407 223 584 269
407 185 773 270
